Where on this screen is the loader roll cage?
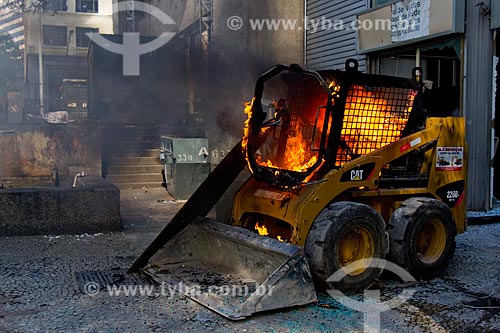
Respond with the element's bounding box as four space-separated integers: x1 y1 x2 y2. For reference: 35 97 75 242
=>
246 59 423 188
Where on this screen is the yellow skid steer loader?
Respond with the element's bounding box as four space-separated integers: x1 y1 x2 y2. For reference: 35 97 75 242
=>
130 59 467 320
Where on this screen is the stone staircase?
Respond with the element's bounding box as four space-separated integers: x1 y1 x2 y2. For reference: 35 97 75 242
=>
103 126 164 189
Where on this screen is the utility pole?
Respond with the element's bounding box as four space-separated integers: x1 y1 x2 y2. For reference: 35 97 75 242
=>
200 0 213 51
38 11 44 117
125 0 135 32
200 0 213 111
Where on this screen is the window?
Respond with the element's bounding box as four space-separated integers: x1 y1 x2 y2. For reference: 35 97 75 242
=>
44 0 68 12
76 27 99 47
43 25 67 46
373 0 393 6
76 0 98 13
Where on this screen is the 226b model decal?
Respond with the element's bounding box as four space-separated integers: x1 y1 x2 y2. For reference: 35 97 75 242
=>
436 181 465 208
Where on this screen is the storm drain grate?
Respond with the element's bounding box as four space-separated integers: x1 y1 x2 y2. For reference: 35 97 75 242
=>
75 270 155 294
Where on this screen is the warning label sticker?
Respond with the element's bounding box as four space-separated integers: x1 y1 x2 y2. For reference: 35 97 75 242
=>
436 147 464 171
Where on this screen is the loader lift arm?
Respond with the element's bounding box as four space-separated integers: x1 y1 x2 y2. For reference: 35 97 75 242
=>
129 141 247 272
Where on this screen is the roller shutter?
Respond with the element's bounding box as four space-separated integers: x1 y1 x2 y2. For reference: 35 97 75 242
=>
306 0 368 72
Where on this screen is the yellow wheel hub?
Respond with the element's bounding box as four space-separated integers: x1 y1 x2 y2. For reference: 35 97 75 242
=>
339 227 375 276
416 219 446 264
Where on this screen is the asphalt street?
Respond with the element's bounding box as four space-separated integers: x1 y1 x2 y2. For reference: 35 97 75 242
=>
0 188 499 332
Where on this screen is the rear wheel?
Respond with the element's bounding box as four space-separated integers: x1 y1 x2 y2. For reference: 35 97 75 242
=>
305 202 388 292
387 197 457 279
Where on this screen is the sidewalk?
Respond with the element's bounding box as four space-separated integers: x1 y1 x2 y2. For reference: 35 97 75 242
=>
467 199 500 224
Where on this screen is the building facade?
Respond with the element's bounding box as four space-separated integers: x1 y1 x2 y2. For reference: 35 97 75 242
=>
0 0 24 123
24 0 116 117
0 0 24 49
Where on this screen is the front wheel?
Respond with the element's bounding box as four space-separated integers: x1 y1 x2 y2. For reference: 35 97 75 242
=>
387 197 457 279
305 202 388 292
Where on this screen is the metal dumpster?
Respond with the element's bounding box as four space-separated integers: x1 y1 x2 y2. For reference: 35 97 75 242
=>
160 137 210 200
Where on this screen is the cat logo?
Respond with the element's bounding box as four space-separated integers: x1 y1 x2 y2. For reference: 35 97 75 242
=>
351 170 364 181
340 163 375 183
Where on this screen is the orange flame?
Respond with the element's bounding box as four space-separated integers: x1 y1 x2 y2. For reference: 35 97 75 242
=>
283 123 318 171
255 118 318 172
255 222 269 236
242 98 318 173
255 223 285 241
329 82 341 97
337 85 416 166
241 98 255 153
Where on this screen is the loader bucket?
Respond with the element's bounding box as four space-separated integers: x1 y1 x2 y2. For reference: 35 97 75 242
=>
131 139 316 319
143 217 317 320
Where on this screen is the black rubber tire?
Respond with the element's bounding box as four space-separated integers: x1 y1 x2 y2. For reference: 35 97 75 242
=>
305 202 388 292
387 197 457 280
